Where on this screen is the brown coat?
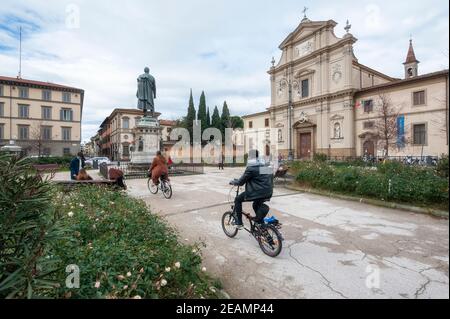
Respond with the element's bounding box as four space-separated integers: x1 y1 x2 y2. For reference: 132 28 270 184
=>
108 168 124 180
150 155 168 184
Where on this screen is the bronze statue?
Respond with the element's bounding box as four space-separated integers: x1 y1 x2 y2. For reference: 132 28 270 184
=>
136 67 156 117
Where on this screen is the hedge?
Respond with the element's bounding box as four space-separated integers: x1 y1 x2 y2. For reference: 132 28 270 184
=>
294 161 448 208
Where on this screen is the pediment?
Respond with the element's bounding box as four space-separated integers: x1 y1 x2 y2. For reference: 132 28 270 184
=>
275 123 284 128
330 114 344 121
294 69 315 78
293 120 316 128
279 20 337 49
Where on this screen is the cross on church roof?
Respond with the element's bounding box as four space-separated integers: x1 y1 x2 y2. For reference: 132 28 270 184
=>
344 20 351 33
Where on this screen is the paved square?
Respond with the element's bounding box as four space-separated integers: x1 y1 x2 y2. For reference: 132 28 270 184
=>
123 167 449 299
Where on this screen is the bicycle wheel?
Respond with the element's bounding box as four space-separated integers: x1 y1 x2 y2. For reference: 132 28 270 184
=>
221 211 238 238
147 178 158 194
162 180 172 199
257 224 283 257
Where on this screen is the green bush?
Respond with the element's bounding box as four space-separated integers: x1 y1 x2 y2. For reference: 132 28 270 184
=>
0 154 221 299
0 154 65 298
436 154 449 178
294 159 448 208
48 186 220 299
313 153 328 162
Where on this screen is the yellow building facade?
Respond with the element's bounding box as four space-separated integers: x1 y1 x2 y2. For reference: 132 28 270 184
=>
0 76 84 156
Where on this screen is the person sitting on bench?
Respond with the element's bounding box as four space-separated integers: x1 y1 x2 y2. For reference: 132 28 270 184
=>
76 168 93 181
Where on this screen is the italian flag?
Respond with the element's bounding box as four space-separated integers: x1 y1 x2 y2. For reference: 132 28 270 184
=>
355 100 363 108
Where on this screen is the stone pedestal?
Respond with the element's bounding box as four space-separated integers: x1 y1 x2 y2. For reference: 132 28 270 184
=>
130 116 162 164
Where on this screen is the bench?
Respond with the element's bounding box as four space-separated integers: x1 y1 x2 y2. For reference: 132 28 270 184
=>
33 164 60 179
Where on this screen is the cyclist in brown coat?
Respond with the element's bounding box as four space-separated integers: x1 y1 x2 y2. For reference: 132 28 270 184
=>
150 151 169 185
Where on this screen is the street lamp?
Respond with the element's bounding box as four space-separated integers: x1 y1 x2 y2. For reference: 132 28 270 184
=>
286 66 294 161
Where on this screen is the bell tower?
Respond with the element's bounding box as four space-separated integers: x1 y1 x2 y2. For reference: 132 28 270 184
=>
403 39 419 79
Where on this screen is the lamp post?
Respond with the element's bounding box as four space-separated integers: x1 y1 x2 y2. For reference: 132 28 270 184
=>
287 66 294 161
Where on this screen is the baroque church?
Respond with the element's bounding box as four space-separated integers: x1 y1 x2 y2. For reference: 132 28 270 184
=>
242 15 449 159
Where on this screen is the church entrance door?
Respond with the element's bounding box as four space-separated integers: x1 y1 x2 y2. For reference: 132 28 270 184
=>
297 132 311 159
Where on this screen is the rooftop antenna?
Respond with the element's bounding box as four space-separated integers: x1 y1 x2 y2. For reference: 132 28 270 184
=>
18 26 22 79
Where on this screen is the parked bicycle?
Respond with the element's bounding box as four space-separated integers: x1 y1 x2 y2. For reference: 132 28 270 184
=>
221 184 284 257
147 173 172 199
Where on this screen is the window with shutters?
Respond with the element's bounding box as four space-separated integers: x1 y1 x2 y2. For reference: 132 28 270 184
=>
265 118 269 127
62 127 71 141
122 117 130 129
413 124 426 145
62 92 71 103
413 90 426 106
42 126 52 140
42 106 52 119
249 121 253 129
18 104 29 118
0 124 4 139
18 87 28 98
60 108 73 121
0 85 3 96
301 79 309 98
42 90 52 101
0 102 4 117
18 125 29 139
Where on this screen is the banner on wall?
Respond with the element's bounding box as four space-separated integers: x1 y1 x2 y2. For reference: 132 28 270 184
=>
397 115 405 148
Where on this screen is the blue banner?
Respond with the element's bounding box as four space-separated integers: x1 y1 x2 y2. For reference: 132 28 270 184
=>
397 115 405 148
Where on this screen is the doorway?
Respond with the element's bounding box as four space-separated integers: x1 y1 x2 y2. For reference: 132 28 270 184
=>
297 132 311 159
363 140 375 157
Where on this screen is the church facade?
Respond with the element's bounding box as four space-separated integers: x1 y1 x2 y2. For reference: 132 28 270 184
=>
242 17 449 159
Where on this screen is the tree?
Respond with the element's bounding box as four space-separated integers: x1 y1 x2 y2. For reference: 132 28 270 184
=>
220 101 231 137
211 106 221 131
230 116 244 129
184 89 196 142
374 93 405 157
197 91 207 132
28 121 50 157
206 107 211 128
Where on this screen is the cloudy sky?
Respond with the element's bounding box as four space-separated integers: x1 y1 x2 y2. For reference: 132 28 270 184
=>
0 0 448 142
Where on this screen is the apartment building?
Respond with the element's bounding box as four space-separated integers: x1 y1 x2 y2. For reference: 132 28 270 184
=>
0 76 84 156
96 108 177 161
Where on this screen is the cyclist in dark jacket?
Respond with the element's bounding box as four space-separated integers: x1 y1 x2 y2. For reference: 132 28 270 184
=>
230 149 273 228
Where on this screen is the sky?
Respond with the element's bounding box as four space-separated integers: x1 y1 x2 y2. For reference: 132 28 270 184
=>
0 0 448 142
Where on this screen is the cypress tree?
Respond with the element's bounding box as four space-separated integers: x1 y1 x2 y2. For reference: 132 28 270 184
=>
185 89 196 141
206 107 211 128
220 101 231 137
211 106 221 131
197 91 207 132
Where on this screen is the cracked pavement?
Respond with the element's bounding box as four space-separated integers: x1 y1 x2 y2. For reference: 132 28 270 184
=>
122 167 449 299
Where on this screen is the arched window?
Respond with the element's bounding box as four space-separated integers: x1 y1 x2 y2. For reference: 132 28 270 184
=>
122 117 130 129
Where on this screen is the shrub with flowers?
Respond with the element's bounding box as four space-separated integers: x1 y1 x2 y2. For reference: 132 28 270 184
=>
294 160 448 209
48 186 221 299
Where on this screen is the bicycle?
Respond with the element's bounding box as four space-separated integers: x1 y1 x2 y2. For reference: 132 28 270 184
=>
221 183 284 257
147 173 172 199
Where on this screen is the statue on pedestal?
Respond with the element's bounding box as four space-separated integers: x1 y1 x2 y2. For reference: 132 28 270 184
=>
131 67 161 164
136 67 156 117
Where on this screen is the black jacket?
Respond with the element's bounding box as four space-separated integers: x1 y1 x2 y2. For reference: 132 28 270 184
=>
236 161 273 201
